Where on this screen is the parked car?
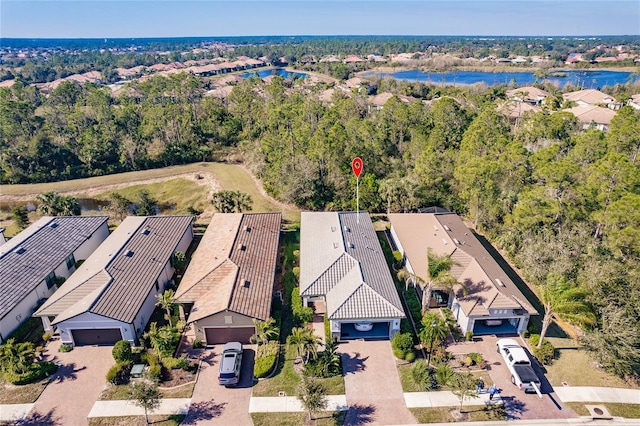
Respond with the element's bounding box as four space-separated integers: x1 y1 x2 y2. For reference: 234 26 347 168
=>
496 339 541 393
218 342 243 386
354 322 374 332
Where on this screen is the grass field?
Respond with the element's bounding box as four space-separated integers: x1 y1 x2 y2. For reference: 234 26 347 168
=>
566 402 640 418
410 404 505 423
251 411 346 426
0 378 49 404
87 414 185 426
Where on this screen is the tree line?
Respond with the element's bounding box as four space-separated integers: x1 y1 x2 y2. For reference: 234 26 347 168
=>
1 71 639 380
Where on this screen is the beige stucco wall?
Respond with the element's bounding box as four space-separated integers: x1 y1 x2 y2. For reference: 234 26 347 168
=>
192 310 255 341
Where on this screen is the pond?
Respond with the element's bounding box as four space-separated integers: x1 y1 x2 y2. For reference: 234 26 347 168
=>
363 69 638 88
240 68 307 80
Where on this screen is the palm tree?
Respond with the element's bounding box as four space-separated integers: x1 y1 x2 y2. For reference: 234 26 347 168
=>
36 192 81 216
320 338 341 376
419 313 449 365
250 318 279 356
0 338 35 374
287 327 320 364
155 289 176 327
537 273 595 348
398 248 459 313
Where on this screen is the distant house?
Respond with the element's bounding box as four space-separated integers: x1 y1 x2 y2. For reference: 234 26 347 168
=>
368 92 415 110
0 216 109 343
505 86 550 106
563 89 619 109
388 212 536 336
300 212 405 341
34 216 193 346
496 101 541 124
628 94 640 110
343 54 365 64
562 105 617 131
175 213 281 345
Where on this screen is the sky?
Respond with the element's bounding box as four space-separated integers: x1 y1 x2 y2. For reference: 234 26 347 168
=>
1 0 639 38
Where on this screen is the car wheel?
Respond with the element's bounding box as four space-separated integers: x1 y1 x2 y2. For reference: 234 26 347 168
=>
511 375 516 385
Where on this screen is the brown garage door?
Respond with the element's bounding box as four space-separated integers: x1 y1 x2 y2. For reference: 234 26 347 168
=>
205 327 254 345
72 328 123 346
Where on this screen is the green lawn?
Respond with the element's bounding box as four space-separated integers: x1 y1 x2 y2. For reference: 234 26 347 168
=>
566 402 640 418
410 404 505 423
543 343 632 388
100 383 195 400
251 411 346 426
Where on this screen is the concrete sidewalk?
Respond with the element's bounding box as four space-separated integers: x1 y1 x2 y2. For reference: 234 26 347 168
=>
554 386 640 404
87 398 191 417
405 391 503 408
248 395 347 413
0 403 34 422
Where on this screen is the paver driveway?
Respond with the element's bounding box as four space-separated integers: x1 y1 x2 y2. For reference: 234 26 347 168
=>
182 344 254 425
28 339 113 425
448 335 578 421
341 340 417 425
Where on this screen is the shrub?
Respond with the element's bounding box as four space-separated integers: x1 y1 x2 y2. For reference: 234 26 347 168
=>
112 340 133 363
291 287 313 325
42 332 52 342
106 361 131 385
59 344 73 352
465 331 473 341
4 362 57 385
467 352 483 365
411 361 438 390
392 250 403 268
392 333 414 353
147 363 162 380
404 351 416 363
292 266 300 279
192 338 203 349
254 354 277 378
393 348 406 360
162 356 190 370
529 334 555 365
435 363 455 387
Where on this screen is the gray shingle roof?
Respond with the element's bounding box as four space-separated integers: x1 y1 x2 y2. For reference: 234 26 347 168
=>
34 216 193 325
0 216 108 320
301 212 404 320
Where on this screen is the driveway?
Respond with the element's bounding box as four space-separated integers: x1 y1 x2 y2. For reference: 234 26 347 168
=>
28 339 114 425
183 344 254 425
341 340 417 425
447 335 578 421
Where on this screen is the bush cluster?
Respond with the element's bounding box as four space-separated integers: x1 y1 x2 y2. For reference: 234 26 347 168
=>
58 344 73 352
162 356 190 370
4 362 57 385
106 361 131 385
254 341 279 378
392 333 416 362
112 340 133 363
192 338 203 349
529 334 555 365
291 287 313 325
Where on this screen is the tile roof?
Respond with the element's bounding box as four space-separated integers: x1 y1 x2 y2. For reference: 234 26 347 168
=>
563 89 616 106
0 216 108 320
175 213 281 323
300 212 405 320
34 216 193 325
506 86 550 100
388 213 537 317
563 105 617 125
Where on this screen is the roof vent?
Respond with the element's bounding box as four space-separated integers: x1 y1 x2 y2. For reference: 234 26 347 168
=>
347 241 354 249
243 280 251 288
245 226 251 232
16 247 26 255
495 278 506 287
333 242 339 249
50 222 59 229
343 225 350 232
444 225 451 231
433 225 439 231
442 239 448 245
453 238 461 245
124 250 134 257
331 226 336 232
238 244 247 251
141 228 150 235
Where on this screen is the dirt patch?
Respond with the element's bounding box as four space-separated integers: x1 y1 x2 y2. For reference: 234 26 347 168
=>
449 408 470 421
158 364 198 389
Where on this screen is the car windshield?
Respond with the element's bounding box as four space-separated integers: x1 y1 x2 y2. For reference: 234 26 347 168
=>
220 372 236 379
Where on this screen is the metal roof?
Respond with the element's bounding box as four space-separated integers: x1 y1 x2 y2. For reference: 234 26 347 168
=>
301 212 405 320
34 216 194 325
0 216 108 320
176 213 281 323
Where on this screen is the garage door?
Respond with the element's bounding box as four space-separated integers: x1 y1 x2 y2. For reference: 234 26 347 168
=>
72 328 123 346
204 327 254 345
340 322 390 340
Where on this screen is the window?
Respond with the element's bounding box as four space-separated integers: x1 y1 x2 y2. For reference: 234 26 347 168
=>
65 253 76 270
45 271 56 289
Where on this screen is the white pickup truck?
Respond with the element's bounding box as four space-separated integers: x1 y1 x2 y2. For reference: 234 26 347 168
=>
497 339 541 394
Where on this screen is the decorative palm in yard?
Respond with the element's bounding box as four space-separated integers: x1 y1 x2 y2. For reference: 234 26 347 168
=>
156 289 177 327
398 248 460 313
287 327 320 364
250 318 279 356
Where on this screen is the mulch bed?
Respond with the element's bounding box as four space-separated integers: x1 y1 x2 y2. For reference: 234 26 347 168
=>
158 363 198 388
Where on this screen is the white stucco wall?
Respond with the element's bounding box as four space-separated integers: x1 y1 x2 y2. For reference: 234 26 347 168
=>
73 221 110 260
57 312 131 345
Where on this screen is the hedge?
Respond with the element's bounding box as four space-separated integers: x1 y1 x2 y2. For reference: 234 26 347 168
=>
106 361 132 385
254 354 278 378
4 362 57 385
529 334 555 365
291 287 313 325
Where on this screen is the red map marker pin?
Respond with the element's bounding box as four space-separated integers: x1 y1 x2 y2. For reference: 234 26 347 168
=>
352 157 363 178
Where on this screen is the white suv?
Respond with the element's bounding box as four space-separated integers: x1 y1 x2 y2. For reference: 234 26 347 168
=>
218 342 243 386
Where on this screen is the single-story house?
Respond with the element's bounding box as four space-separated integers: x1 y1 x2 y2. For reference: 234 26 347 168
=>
563 89 620 110
388 212 537 336
300 212 405 341
563 105 617 132
0 216 109 343
34 216 193 346
505 86 550 106
175 213 281 345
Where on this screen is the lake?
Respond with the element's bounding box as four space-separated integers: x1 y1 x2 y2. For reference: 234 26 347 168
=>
363 69 638 88
240 68 307 80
